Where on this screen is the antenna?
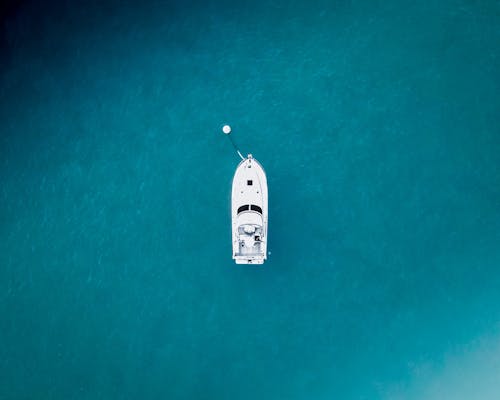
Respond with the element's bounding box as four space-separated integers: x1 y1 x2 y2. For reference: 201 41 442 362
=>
222 125 245 160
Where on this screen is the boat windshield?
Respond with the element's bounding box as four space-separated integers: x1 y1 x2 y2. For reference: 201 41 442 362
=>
250 205 262 214
237 205 249 214
238 205 262 214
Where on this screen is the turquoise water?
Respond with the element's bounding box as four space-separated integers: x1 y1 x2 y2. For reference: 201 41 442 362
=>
1 1 499 398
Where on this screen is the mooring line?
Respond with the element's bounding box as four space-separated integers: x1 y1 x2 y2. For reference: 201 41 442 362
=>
223 125 245 161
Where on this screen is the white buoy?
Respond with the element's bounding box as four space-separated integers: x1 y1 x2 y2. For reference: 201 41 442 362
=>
222 125 232 135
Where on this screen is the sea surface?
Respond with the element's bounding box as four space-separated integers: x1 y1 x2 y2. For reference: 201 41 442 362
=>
1 1 499 399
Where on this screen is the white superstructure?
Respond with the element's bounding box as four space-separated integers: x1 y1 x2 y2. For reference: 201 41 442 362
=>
231 154 268 264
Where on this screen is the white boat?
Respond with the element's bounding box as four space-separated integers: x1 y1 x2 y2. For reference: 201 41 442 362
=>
231 154 268 264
